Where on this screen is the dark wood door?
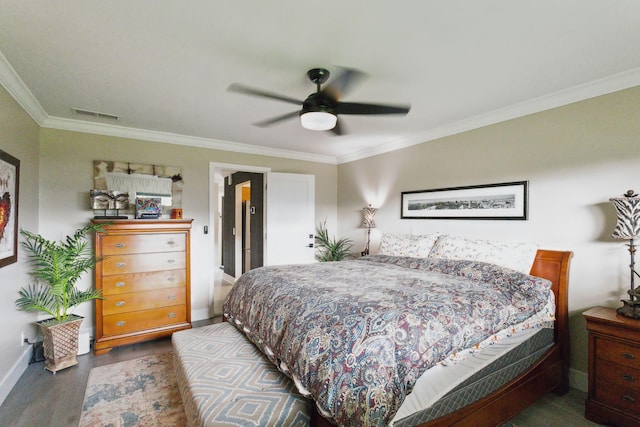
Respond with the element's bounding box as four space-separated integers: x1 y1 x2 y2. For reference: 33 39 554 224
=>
222 172 264 277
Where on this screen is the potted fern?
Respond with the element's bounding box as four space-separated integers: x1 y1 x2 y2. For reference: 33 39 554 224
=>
15 223 105 373
315 220 354 261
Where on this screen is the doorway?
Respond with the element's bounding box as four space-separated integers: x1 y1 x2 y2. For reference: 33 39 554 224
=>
222 171 264 279
208 163 316 317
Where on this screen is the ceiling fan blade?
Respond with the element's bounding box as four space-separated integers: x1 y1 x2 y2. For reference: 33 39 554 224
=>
336 102 410 115
253 110 300 127
322 67 366 100
228 83 303 106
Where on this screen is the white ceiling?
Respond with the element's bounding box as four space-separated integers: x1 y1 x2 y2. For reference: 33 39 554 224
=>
1 1 640 164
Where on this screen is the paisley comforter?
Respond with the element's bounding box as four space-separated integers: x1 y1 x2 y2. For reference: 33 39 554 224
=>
223 255 554 427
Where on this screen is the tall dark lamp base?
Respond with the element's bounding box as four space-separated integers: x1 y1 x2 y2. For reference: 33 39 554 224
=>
617 299 640 319
617 239 640 319
361 227 371 256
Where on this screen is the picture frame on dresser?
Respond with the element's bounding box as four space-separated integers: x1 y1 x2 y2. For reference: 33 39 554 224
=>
92 219 193 354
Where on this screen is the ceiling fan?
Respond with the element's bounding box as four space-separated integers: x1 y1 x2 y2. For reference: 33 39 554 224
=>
228 67 410 135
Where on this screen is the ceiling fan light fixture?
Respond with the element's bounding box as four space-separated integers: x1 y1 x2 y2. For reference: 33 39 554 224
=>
300 111 337 131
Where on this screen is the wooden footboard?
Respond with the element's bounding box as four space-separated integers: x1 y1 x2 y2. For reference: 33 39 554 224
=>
311 249 573 427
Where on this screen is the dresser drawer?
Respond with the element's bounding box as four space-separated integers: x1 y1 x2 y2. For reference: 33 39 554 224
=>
102 287 186 316
103 305 187 336
596 337 640 369
596 358 640 390
101 233 186 255
102 252 185 275
595 378 640 413
102 270 186 295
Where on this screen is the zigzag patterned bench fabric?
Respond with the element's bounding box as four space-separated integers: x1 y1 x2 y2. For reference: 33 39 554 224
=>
172 322 311 427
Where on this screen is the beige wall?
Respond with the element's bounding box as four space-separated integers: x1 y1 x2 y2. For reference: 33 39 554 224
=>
0 86 40 401
38 128 338 323
337 85 640 385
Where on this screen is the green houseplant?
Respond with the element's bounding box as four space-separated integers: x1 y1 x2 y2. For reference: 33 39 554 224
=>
15 223 105 373
315 220 354 262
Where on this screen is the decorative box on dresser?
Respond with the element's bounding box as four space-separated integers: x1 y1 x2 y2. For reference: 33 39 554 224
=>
584 306 640 427
92 219 193 355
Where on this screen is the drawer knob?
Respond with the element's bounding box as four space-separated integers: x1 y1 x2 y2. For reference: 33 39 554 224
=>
116 321 126 327
168 312 176 318
167 295 176 300
622 352 636 360
115 282 126 287
622 395 635 403
167 240 176 246
116 262 125 268
167 259 175 264
114 243 126 248
622 374 636 382
167 276 176 282
115 301 126 307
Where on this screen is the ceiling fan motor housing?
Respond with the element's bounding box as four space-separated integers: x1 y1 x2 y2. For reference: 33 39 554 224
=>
301 92 336 115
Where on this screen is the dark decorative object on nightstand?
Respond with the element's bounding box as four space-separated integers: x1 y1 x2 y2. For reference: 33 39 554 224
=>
610 190 640 319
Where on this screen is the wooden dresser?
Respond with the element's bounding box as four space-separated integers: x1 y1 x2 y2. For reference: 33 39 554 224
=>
92 219 193 355
584 306 640 426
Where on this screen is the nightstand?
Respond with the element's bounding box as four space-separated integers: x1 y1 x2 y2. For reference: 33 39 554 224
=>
584 306 640 426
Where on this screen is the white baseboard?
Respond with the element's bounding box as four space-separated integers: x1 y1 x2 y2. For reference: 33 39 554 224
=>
569 367 588 393
191 308 211 322
0 346 32 406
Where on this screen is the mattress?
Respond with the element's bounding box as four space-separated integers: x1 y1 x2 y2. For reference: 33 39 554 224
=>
392 327 554 426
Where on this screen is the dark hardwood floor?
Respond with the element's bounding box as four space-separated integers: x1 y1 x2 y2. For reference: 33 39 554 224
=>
0 318 598 427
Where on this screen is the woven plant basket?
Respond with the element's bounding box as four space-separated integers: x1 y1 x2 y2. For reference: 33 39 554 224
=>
37 315 83 374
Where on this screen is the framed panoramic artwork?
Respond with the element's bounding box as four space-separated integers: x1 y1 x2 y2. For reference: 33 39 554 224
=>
0 149 20 267
401 181 528 220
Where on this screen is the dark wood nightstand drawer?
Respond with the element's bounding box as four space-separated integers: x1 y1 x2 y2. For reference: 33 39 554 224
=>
596 378 640 413
596 358 640 390
596 337 640 369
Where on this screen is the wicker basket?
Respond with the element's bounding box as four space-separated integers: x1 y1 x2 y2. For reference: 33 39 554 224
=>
37 315 83 374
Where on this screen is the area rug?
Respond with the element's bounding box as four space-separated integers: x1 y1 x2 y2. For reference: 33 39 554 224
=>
79 352 187 427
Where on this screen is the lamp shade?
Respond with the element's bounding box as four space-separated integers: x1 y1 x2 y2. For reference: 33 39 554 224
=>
610 190 640 239
361 205 377 228
300 112 337 131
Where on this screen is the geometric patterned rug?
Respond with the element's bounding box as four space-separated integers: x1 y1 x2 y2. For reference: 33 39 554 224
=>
78 352 186 427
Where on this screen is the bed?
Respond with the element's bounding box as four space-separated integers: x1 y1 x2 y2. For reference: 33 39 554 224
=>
223 234 572 427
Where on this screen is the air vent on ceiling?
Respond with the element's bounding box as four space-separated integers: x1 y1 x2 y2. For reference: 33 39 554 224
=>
72 108 120 121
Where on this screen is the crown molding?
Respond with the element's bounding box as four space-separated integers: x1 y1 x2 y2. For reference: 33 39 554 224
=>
0 50 47 125
337 67 640 164
3 45 639 166
42 116 338 164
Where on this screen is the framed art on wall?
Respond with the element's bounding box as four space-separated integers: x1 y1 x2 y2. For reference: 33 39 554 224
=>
401 181 528 220
0 149 20 267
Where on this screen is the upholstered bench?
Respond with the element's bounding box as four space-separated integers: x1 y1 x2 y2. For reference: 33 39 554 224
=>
172 322 311 427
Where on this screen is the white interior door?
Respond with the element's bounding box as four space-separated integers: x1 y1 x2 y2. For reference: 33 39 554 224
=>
265 172 315 265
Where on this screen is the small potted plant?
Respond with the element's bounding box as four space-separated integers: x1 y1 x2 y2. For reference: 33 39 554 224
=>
15 223 105 373
315 220 354 262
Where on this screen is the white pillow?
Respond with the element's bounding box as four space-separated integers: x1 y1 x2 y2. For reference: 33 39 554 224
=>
429 235 538 273
377 233 440 258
